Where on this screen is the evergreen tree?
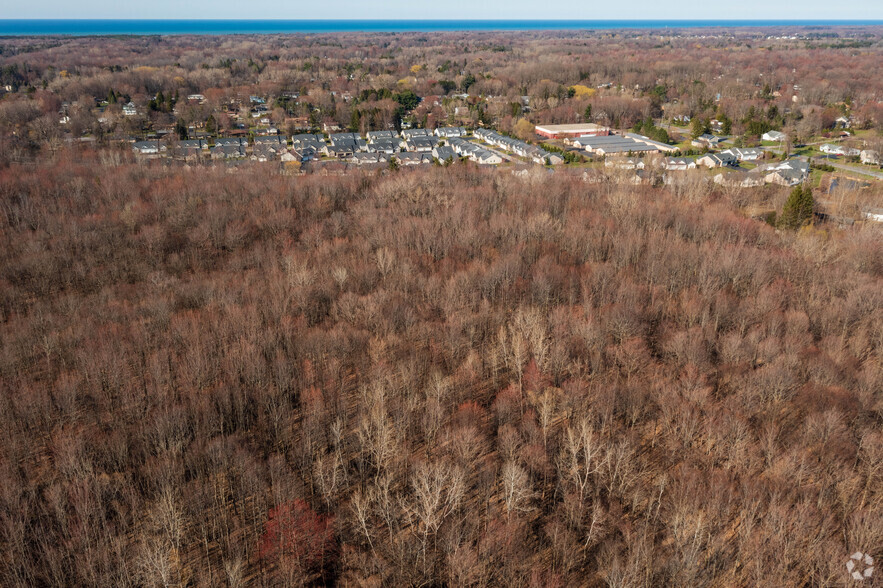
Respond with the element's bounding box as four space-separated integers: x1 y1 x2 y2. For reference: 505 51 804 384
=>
205 114 217 135
691 117 708 139
175 120 188 140
584 104 592 121
779 185 814 229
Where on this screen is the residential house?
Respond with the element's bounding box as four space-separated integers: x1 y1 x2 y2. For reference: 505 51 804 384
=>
292 134 324 151
432 146 457 162
211 144 246 159
132 141 166 156
475 150 504 165
324 144 355 159
122 102 138 116
329 134 367 154
368 139 398 155
722 147 765 162
691 134 725 149
697 152 737 168
174 139 207 160
761 158 810 185
350 152 388 165
764 167 805 186
863 208 883 223
403 137 437 152
448 137 480 157
762 130 787 142
860 150 880 166
820 144 860 157
254 135 286 146
713 171 765 188
533 151 563 165
292 146 319 162
605 157 646 170
661 157 697 171
401 128 431 140
434 126 467 138
473 128 496 142
215 137 244 147
330 132 362 142
396 152 432 165
252 143 287 162
366 130 397 142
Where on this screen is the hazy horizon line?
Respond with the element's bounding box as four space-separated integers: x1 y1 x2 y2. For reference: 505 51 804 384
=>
3 18 882 22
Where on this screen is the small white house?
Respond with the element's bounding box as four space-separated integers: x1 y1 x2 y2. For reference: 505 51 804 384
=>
860 150 880 166
762 130 786 142
722 148 765 162
820 144 860 157
661 157 697 171
863 208 883 223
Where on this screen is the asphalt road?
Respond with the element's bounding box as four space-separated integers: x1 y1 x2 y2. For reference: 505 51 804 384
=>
812 157 883 180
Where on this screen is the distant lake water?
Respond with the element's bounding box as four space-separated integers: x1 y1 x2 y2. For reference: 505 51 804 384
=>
1 20 881 36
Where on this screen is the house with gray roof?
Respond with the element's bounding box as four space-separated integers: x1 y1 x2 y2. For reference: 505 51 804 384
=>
351 152 388 165
214 137 244 147
254 135 286 146
211 144 246 159
366 130 397 142
367 139 398 154
762 130 786 142
722 147 765 162
434 126 467 138
132 140 166 156
401 128 431 140
432 146 457 162
396 152 433 165
691 134 726 148
403 136 437 152
661 157 697 171
697 152 738 168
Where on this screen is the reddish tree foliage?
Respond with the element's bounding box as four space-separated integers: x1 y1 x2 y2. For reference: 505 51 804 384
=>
260 500 335 574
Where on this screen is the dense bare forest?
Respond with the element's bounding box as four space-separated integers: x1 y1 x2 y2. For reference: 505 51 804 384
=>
0 150 881 586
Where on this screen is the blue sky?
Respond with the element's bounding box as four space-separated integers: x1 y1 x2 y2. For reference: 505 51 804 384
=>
4 0 882 20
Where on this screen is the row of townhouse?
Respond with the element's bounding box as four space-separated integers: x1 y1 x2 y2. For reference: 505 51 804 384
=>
447 137 504 165
473 129 564 164
133 126 554 166
349 152 439 166
656 152 810 187
712 158 811 188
